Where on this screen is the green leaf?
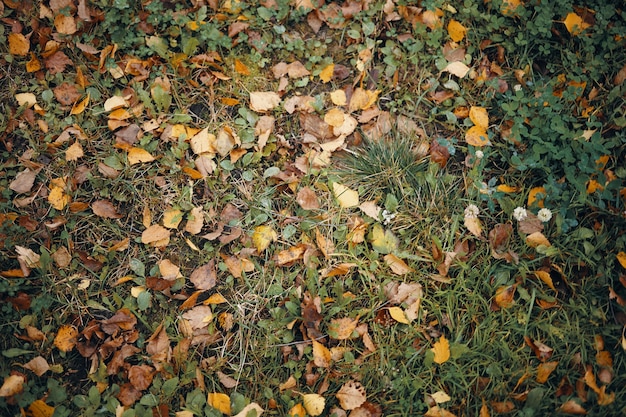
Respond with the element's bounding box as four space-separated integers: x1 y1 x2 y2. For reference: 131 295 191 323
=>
137 290 151 311
162 377 179 397
2 348 34 357
152 85 172 112
129 258 145 277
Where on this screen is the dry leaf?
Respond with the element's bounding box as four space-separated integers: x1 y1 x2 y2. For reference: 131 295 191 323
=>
65 141 84 161
469 106 489 130
302 394 325 416
447 20 467 42
616 252 626 269
537 361 558 383
217 371 238 389
534 270 557 291
424 406 457 417
312 340 332 368
527 186 546 208
141 225 170 244
296 187 320 210
315 229 335 259
182 305 213 330
432 335 450 364
336 380 367 410
10 169 38 194
252 225 278 253
250 91 281 112
319 63 335 83
185 206 204 235
494 285 516 309
443 61 470 78
128 147 155 165
0 375 25 397
466 126 490 147
558 399 587 415
383 254 414 275
163 208 184 229
526 232 551 248
564 12 591 36
329 317 359 340
92 200 123 219
288 403 307 417
233 403 264 417
53 325 78 352
190 260 217 290
27 399 55 417
23 356 50 377
464 216 483 237
332 182 359 208
158 259 182 281
388 306 410 324
431 391 452 404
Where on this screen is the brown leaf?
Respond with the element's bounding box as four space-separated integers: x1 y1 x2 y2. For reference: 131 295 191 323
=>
92 200 123 219
190 260 217 290
217 371 238 388
53 82 80 106
489 223 512 251
296 187 320 210
430 140 450 167
10 168 38 194
558 399 587 415
328 317 358 340
524 336 553 361
182 305 213 330
141 224 170 245
0 374 25 397
100 308 137 334
146 323 171 357
45 51 73 74
117 382 142 407
301 291 323 339
23 356 50 376
383 254 414 275
518 213 543 234
128 364 155 391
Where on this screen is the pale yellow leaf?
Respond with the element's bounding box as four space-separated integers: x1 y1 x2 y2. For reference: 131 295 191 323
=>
190 128 217 155
65 141 84 162
163 208 184 229
233 403 264 417
158 259 182 280
0 375 25 397
312 340 331 368
330 89 347 106
431 390 452 404
336 380 367 410
464 216 483 237
431 335 451 364
104 96 129 112
128 147 155 165
141 224 171 244
526 232 551 248
443 61 470 78
15 92 37 108
302 394 325 416
332 182 359 208
185 206 204 235
324 108 346 127
388 306 409 324
250 91 281 112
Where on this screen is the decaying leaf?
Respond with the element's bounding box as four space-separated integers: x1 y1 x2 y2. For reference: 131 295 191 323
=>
302 394 325 416
336 380 367 410
447 20 467 42
312 340 332 368
23 356 50 377
27 399 55 417
53 325 78 352
190 260 217 290
250 91 281 112
369 224 399 254
182 305 213 330
233 403 264 417
494 285 516 309
296 187 320 210
141 225 170 245
92 200 123 219
328 317 359 340
557 399 587 415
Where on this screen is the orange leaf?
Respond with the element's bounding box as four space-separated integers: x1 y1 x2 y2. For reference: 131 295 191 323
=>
447 20 467 42
526 232 551 248
0 375 25 397
465 126 490 147
8 33 30 56
127 147 155 165
431 335 450 364
536 361 558 383
70 94 90 115
469 106 489 130
319 63 334 83
534 270 556 291
208 393 231 415
564 12 591 36
312 340 331 368
527 186 546 208
234 59 250 75
28 399 55 417
617 252 626 269
384 254 414 275
495 285 516 309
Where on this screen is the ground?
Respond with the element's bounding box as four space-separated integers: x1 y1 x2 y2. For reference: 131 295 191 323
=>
1 1 626 416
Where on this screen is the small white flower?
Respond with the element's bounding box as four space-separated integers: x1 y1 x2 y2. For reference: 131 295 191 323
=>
513 84 522 92
513 206 528 221
381 210 396 225
475 150 484 159
464 204 480 219
537 208 552 222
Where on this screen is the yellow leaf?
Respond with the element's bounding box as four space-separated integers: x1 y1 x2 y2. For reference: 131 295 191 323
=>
330 89 347 106
564 12 591 36
70 94 90 115
328 317 359 339
53 325 78 352
312 340 331 368
336 380 367 410
587 179 604 194
617 252 626 269
48 179 71 210
431 335 451 364
383 254 414 275
348 88 379 112
288 403 306 417
8 33 30 56
388 306 410 324
207 393 231 415
526 232 551 248
527 186 546 208
250 91 281 112
128 147 155 165
425 406 457 417
163 208 184 229
204 293 227 305
534 270 556 291
104 96 129 112
15 92 37 108
141 224 171 245
319 63 334 83
447 20 467 42
26 53 41 72
431 390 452 404
332 182 359 208
324 108 346 127
302 394 325 416
466 126 489 147
252 225 278 253
469 106 489 130
500 0 523 16
65 141 84 162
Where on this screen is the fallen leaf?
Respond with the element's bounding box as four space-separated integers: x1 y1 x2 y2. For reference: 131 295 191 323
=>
302 394 325 416
185 206 204 235
383 254 414 275
537 361 558 383
15 246 40 268
526 232 551 248
15 92 37 108
53 325 78 352
312 340 331 368
469 106 489 130
464 216 483 237
190 260 217 290
447 20 467 42
534 270 557 291
336 380 367 410
431 335 450 364
10 169 38 194
443 61 470 78
141 225 170 245
325 315 357 340
431 391 452 404
217 371 237 389
23 356 49 377
369 224 399 254
332 182 359 208
128 147 155 165
250 91 281 112
288 403 307 417
208 393 231 415
494 285 516 309
70 94 90 115
315 229 335 259
0 374 25 397
128 364 155 390
65 141 84 161
466 126 490 147
527 186 546 208
564 12 591 36
233 403 264 417
48 178 71 210
296 187 320 210
163 208 184 229
92 200 123 219
276 244 308 266
319 63 334 83
388 306 409 324
252 225 278 253
616 252 626 269
557 399 587 415
424 406 457 417
182 305 213 330
27 399 55 417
